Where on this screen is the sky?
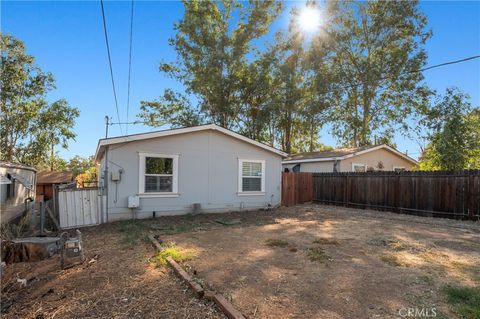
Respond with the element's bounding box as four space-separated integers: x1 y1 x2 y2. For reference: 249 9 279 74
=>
2 0 479 161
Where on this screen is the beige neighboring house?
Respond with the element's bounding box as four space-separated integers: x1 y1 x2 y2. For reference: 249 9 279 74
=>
282 144 418 173
0 162 36 224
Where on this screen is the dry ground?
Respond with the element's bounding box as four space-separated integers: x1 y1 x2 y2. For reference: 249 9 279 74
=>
159 204 480 319
1 204 479 319
0 225 224 319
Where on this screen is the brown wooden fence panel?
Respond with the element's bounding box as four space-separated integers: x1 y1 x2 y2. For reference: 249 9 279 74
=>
281 172 313 206
309 170 480 220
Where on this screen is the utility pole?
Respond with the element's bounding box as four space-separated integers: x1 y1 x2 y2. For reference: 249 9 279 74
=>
104 116 109 138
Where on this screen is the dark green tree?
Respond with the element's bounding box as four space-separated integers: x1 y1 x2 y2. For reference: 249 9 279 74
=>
0 34 79 167
419 88 480 170
330 0 432 146
139 0 282 129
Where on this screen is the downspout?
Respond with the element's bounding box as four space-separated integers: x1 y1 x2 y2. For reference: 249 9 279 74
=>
333 158 340 173
104 146 109 223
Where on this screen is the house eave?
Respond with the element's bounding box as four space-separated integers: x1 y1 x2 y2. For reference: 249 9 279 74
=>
94 124 288 162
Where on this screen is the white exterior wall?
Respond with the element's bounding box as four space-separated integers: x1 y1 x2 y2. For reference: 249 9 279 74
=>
99 130 282 220
0 165 36 224
282 161 335 173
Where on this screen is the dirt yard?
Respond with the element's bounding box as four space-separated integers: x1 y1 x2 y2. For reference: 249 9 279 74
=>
2 204 479 319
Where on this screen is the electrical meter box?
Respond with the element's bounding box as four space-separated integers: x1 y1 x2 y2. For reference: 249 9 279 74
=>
128 195 140 208
60 230 85 269
111 171 121 181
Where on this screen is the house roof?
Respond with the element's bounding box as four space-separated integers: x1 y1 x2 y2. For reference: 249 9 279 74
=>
0 161 37 172
37 171 74 184
282 144 418 165
95 124 288 162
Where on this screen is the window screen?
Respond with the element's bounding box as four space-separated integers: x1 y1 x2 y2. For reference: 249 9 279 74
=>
145 157 174 192
241 161 262 192
353 164 366 172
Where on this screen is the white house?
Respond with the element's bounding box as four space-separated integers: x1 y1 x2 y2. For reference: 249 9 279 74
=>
282 144 418 173
95 124 287 221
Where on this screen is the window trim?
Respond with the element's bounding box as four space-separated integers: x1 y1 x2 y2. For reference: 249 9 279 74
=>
393 166 406 172
352 163 367 172
238 159 265 195
138 152 179 196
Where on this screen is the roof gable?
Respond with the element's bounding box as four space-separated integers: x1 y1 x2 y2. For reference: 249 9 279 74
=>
95 124 287 161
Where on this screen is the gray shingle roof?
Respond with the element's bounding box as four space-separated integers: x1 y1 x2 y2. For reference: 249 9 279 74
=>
284 145 380 161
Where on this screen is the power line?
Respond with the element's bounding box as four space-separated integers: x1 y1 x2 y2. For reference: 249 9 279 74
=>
335 54 480 93
126 0 134 134
100 0 123 135
106 54 480 128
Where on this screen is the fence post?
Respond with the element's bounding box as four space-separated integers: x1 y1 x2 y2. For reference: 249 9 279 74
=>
345 174 349 207
468 173 475 220
40 201 45 236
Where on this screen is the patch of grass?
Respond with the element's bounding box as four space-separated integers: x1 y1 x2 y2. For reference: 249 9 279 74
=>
443 285 480 319
380 254 402 267
114 220 147 246
152 244 193 267
265 238 289 248
306 247 332 263
418 275 434 286
367 237 414 251
312 237 339 245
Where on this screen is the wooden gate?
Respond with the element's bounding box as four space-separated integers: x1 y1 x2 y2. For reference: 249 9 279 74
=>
281 172 313 206
58 188 101 228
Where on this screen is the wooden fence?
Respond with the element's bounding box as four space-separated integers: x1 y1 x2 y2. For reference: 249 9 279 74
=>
281 172 313 206
312 170 480 220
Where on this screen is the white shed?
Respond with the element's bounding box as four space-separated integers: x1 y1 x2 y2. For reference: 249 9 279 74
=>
95 124 287 221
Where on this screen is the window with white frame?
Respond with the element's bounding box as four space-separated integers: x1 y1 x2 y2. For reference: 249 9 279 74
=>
393 166 406 172
238 159 265 193
352 163 367 172
139 153 178 194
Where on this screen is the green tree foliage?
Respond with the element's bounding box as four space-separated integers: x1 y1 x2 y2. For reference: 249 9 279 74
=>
329 0 432 146
0 34 79 167
139 0 282 128
418 88 480 170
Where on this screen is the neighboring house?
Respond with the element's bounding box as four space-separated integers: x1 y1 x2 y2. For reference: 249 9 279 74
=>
36 171 75 202
282 144 418 173
95 124 287 221
0 162 36 224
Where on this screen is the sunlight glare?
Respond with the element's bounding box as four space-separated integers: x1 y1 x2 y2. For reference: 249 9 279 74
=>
298 6 321 33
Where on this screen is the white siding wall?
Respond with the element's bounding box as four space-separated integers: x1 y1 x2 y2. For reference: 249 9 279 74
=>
282 161 335 173
0 166 36 224
101 130 282 220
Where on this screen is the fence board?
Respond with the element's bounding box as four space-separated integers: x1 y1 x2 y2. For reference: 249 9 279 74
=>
58 188 101 228
305 170 480 220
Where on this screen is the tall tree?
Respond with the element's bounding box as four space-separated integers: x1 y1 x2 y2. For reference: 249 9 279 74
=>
0 34 79 167
418 88 480 170
330 0 432 146
139 0 282 129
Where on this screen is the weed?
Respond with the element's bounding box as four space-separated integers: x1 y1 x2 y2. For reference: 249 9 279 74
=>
443 285 480 319
265 238 289 248
306 247 332 262
312 237 338 245
367 237 414 251
152 243 193 267
380 254 402 267
0 213 30 240
114 220 147 246
418 275 434 286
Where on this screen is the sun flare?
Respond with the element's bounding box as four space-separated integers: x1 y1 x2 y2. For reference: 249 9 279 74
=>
298 6 322 33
